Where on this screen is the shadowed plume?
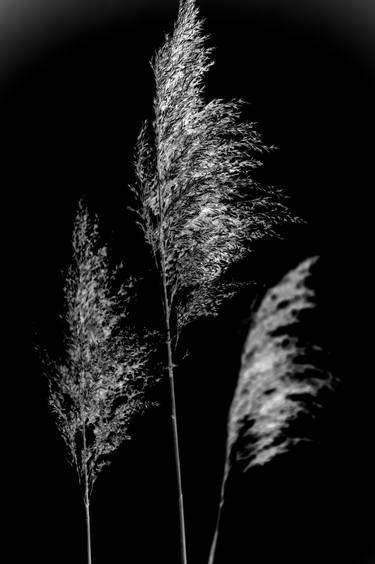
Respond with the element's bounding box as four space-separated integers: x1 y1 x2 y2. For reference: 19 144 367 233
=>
208 256 336 564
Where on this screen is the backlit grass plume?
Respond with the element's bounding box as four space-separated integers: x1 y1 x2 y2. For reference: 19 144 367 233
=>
208 256 336 564
131 0 300 337
44 200 159 564
130 2 300 561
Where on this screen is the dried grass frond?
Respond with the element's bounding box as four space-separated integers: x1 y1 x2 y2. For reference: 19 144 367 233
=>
45 199 160 499
208 256 336 564
130 0 301 338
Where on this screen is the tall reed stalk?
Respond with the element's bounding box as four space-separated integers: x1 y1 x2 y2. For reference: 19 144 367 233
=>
208 257 336 564
41 200 158 564
131 2 301 561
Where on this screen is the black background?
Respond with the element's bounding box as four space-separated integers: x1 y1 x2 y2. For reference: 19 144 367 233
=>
2 1 375 563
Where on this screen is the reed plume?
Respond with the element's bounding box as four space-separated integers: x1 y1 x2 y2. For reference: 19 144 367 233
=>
208 256 336 564
42 200 159 564
131 0 299 337
130 2 301 562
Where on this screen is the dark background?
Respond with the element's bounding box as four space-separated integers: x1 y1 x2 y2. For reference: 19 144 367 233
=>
2 1 374 563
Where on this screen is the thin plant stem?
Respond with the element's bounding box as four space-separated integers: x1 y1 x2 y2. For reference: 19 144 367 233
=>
83 422 93 564
157 157 187 563
84 500 92 564
161 248 188 564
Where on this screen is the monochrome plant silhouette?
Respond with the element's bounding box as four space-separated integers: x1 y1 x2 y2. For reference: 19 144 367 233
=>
208 257 336 564
42 200 158 564
130 1 301 562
